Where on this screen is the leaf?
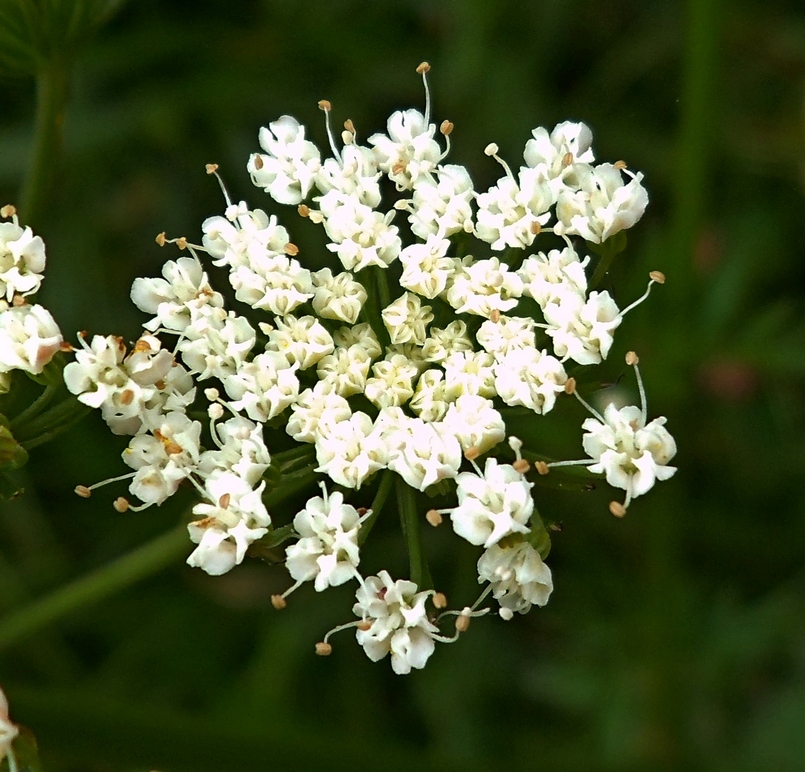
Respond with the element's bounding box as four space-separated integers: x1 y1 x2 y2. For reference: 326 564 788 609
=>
0 470 24 500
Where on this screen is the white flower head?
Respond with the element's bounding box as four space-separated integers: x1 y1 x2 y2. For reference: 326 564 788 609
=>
518 246 590 308
285 483 364 591
408 164 475 239
382 292 434 346
448 457 534 547
544 290 622 365
311 268 367 324
0 219 46 301
368 109 442 190
0 303 62 375
478 538 553 620
353 570 440 674
249 116 322 205
314 411 388 489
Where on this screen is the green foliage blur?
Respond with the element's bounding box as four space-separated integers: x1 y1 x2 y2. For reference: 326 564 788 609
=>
1 0 804 769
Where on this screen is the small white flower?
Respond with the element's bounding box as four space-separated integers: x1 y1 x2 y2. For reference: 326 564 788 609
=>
311 268 367 324
409 368 451 422
398 236 455 299
518 246 589 308
314 411 388 489
314 143 381 210
477 538 553 620
131 256 224 333
364 354 419 409
285 484 364 591
286 381 352 444
264 314 334 369
523 121 595 199
381 292 433 346
408 164 475 239
353 571 440 674
384 415 462 491
448 457 533 548
249 116 322 205
179 309 256 380
0 303 62 375
445 257 524 317
494 347 567 415
582 403 677 504
323 198 402 272
223 351 300 421
0 219 46 301
420 320 474 364
555 163 648 244
441 394 506 454
316 345 372 397
368 109 442 190
543 290 622 365
475 315 537 360
198 416 271 486
442 350 497 400
202 206 291 271
332 322 382 360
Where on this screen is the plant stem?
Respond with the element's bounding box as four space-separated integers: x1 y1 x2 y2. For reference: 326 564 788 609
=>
358 469 394 546
9 384 59 430
396 478 431 589
0 525 188 652
19 61 71 227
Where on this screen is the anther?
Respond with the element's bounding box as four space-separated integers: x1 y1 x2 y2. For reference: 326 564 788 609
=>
155 232 166 246
284 243 299 256
489 309 501 323
535 461 549 476
455 611 471 633
440 120 454 136
609 501 627 518
649 270 666 284
0 205 16 218
164 441 183 455
59 342 74 352
175 237 188 250
433 592 447 609
75 485 92 498
614 160 627 170
208 403 224 420
426 509 443 527
530 221 542 235
357 620 372 632
564 377 577 395
484 143 499 157
416 61 431 74
315 642 332 656
11 294 25 307
218 493 231 510
271 594 287 610
318 99 331 112
298 204 310 218
119 389 135 406
344 118 355 134
464 446 481 461
205 163 219 175
625 351 639 366
204 387 220 401
513 459 530 475
113 497 129 513
253 155 264 170
562 152 574 167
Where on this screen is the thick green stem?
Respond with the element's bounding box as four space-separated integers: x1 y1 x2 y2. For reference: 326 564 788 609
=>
396 478 431 589
19 62 71 226
0 525 188 652
15 396 89 443
358 469 394 546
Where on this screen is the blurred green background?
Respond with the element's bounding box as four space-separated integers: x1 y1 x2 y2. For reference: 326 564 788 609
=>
1 0 805 769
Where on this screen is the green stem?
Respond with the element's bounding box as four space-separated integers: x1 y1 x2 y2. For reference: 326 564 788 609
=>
0 525 188 652
19 61 71 227
358 469 394 546
263 465 319 509
396 478 431 589
9 383 59 430
14 396 88 442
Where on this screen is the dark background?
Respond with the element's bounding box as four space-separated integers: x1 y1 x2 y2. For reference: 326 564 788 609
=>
1 0 805 769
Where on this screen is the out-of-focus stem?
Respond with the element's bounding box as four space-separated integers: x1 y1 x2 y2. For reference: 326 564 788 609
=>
358 469 394 546
0 525 188 652
19 62 70 227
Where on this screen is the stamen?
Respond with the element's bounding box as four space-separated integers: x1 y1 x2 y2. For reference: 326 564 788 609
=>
571 387 606 424
271 594 287 610
439 119 453 161
315 641 332 656
546 458 596 469
318 100 342 163
0 204 16 219
417 61 432 125
626 351 648 425
613 159 627 171
484 143 516 182
535 461 550 476
155 232 167 247
342 118 357 146
609 500 627 517
620 273 663 317
432 592 447 609
75 471 136 497
206 164 233 208
322 619 364 644
426 509 443 527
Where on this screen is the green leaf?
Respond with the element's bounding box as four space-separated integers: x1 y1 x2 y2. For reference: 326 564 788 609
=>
0 470 24 500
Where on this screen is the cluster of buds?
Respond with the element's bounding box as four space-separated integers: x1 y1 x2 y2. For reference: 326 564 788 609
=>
69 63 676 674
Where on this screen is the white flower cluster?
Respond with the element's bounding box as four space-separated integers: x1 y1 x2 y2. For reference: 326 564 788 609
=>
68 63 676 674
0 206 63 392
